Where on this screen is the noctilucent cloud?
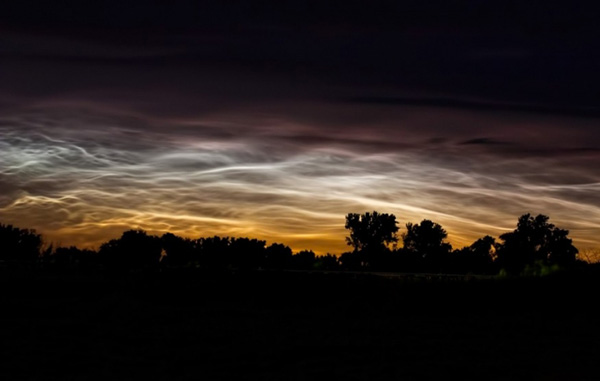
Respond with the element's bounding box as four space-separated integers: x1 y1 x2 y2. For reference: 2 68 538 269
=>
1 1 599 255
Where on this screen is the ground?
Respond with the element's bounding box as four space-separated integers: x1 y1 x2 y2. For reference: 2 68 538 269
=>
1 269 599 380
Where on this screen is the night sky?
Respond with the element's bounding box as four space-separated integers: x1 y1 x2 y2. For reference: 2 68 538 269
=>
1 1 599 255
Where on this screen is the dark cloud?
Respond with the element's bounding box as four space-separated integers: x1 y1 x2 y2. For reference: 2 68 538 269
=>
2 1 599 110
459 138 512 146
347 97 600 118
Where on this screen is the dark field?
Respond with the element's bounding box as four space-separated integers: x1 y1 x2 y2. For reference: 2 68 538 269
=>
1 270 599 380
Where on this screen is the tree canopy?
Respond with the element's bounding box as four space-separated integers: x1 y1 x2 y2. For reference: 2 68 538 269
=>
452 236 496 274
496 214 578 274
0 223 42 262
403 220 451 257
344 211 399 269
99 229 162 270
345 211 399 252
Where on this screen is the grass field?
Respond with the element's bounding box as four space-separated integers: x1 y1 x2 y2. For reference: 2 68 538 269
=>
1 269 599 380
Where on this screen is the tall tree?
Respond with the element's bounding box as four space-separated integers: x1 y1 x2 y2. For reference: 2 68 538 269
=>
495 214 578 275
402 219 451 271
345 211 399 268
345 211 399 252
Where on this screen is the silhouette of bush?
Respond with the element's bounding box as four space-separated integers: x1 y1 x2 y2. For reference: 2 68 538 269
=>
0 223 42 263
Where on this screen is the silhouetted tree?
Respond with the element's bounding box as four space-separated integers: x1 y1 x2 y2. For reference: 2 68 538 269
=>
345 211 399 268
0 223 42 263
345 212 399 252
393 247 423 273
338 251 362 270
402 220 452 272
495 214 578 275
51 246 97 269
196 236 231 269
265 243 292 269
452 236 496 274
291 250 316 270
314 253 339 271
99 230 162 271
161 233 196 267
229 237 266 270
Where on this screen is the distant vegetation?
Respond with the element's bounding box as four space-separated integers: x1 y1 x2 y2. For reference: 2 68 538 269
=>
0 212 587 276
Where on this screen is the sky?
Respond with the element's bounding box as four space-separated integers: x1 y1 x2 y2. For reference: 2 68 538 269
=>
1 1 600 256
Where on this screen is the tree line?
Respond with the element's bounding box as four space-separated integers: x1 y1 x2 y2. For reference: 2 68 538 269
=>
0 212 585 276
342 212 580 276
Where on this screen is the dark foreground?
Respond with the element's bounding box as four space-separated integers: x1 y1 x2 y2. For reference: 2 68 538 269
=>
1 269 599 380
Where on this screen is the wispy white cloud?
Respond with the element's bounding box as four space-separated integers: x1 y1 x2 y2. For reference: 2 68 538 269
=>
1 101 599 256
